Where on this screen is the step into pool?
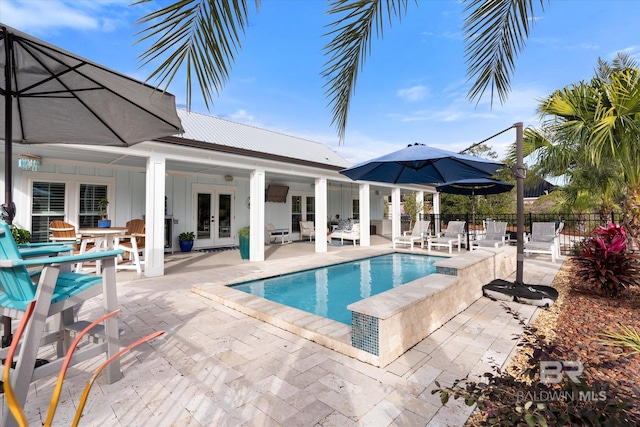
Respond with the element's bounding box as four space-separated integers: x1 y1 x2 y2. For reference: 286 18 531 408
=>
230 253 442 324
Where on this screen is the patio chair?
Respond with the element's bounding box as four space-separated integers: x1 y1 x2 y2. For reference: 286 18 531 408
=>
116 219 145 273
49 220 94 272
299 221 315 241
393 220 430 251
524 222 558 262
267 223 291 244
471 221 508 250
427 220 466 254
0 220 123 419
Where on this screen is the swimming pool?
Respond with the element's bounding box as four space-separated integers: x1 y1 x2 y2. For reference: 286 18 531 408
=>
230 253 441 324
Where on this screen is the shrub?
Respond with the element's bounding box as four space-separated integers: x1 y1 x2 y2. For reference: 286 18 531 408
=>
237 226 250 237
574 223 640 297
11 225 31 244
178 231 195 241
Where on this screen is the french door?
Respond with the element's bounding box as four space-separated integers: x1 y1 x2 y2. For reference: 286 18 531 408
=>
192 184 235 248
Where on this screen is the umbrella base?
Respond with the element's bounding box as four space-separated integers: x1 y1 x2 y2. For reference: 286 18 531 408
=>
482 279 558 308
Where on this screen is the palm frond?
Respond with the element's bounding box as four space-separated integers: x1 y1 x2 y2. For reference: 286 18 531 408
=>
133 0 258 109
322 0 414 142
463 0 546 106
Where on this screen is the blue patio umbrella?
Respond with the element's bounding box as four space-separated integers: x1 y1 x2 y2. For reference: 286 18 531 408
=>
436 178 514 248
339 143 505 185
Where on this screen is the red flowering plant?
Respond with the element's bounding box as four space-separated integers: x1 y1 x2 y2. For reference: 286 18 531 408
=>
575 223 640 297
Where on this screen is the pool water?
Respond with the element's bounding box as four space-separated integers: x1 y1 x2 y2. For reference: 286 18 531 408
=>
230 253 441 325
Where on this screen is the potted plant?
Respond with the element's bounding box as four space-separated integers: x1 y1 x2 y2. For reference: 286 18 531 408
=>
97 197 111 228
11 225 31 244
178 231 195 252
238 226 250 260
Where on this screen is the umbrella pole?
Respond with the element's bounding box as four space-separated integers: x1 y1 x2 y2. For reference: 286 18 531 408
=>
3 26 14 347
515 122 525 285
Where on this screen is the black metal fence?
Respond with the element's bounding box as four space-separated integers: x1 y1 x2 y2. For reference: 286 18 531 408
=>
418 212 620 255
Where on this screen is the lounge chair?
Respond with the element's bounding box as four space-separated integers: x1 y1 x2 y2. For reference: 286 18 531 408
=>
524 222 558 262
427 220 466 253
393 220 430 251
299 221 315 241
0 220 123 414
267 223 291 244
330 220 360 245
471 221 508 250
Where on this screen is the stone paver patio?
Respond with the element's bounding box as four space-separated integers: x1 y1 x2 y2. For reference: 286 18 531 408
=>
1 236 563 426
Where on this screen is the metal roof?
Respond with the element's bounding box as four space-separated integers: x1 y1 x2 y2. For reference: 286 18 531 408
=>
172 109 351 169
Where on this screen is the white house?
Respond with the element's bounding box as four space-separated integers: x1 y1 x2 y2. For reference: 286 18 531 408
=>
2 109 438 276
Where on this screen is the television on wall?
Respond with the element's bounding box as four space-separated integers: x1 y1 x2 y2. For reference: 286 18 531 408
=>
265 185 289 203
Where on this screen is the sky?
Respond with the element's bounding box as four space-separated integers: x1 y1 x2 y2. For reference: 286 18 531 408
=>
2 0 640 167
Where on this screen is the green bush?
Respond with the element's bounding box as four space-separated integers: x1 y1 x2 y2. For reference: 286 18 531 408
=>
11 225 31 244
178 231 195 241
238 226 250 237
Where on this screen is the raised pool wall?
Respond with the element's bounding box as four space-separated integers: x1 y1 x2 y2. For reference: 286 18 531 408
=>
348 246 517 366
193 246 517 368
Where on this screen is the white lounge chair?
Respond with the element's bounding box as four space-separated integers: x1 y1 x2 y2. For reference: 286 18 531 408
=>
471 221 508 250
427 220 466 254
393 220 430 251
524 222 558 262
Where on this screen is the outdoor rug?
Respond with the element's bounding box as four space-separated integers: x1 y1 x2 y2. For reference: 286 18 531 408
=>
197 246 239 253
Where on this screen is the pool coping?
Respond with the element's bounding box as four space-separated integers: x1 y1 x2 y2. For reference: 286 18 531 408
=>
192 245 517 367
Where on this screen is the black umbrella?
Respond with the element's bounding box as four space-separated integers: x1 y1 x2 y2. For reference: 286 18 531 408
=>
339 143 504 185
1 23 183 221
0 23 183 346
436 178 514 249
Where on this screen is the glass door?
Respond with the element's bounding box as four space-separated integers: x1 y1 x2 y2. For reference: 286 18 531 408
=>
193 184 235 248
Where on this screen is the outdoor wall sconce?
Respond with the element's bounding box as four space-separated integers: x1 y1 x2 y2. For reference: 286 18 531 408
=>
18 154 42 171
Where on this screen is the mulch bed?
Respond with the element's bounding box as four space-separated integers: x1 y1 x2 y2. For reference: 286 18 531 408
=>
550 260 640 408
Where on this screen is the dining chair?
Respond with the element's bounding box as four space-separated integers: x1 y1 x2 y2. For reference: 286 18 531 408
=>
49 220 94 272
116 219 145 273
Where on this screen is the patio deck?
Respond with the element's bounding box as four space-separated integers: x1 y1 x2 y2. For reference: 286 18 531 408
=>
1 236 564 426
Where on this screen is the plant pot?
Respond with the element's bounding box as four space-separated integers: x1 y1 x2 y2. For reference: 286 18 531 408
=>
179 240 194 252
239 235 250 260
98 220 111 228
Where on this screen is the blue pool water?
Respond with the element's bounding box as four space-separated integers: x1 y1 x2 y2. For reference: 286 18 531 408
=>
230 253 441 325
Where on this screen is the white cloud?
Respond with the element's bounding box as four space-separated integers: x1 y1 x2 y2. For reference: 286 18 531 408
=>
226 109 255 123
397 85 430 102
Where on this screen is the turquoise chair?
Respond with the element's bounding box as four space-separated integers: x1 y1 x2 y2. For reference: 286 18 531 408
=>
0 220 124 423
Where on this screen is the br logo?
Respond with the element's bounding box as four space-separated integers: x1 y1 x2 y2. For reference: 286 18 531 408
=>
540 361 584 384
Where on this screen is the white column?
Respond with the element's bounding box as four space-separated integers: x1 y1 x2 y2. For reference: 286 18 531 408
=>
144 153 166 277
249 169 265 262
416 190 424 221
315 177 328 253
359 183 370 246
433 192 441 235
391 187 401 240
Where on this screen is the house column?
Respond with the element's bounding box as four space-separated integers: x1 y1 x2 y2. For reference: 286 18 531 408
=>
391 187 401 241
416 190 424 220
315 177 328 253
250 169 266 262
433 191 441 235
359 183 370 246
145 153 166 277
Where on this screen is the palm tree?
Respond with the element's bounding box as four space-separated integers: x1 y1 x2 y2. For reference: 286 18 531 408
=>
512 53 640 241
133 0 545 140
